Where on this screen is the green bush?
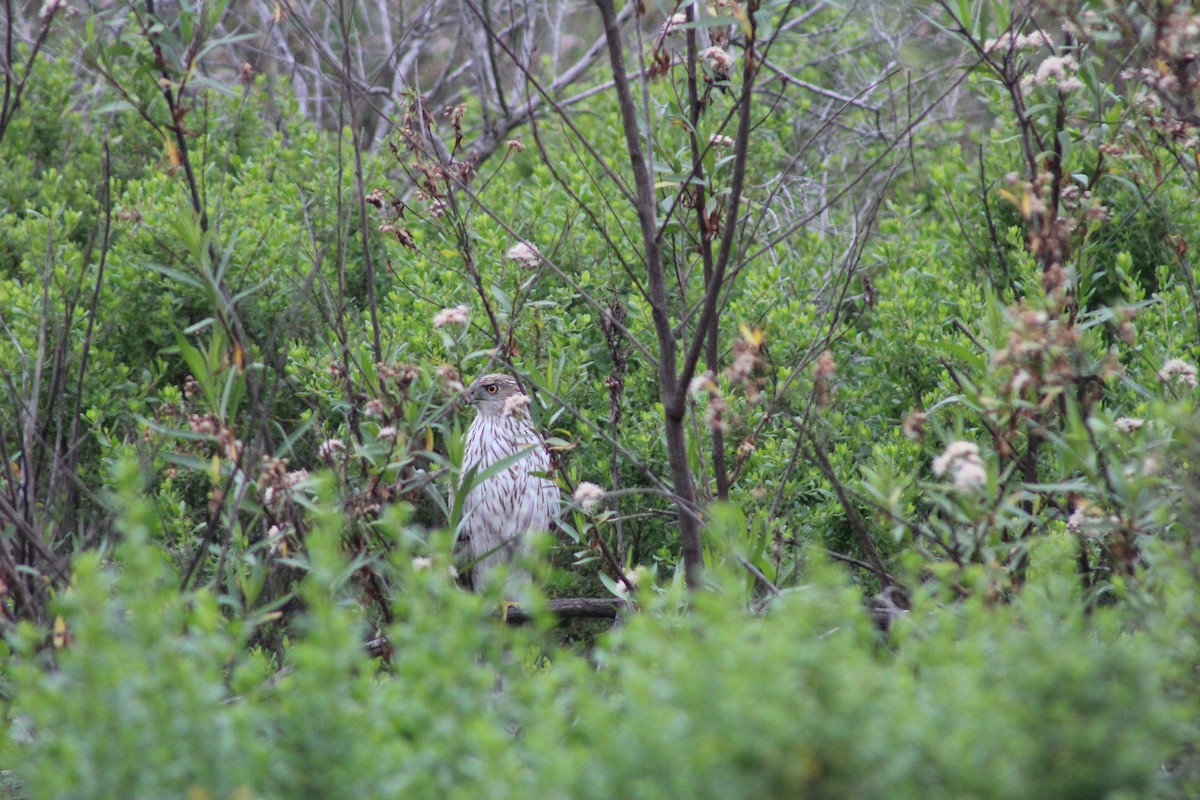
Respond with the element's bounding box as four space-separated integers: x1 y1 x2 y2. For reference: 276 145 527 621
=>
3 3 1200 796
1 466 1190 798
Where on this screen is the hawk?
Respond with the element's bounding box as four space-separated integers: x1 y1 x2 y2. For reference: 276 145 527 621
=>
456 373 559 593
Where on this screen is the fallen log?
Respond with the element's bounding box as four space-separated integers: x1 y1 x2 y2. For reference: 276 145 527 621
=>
363 595 903 660
501 597 628 624
363 597 628 659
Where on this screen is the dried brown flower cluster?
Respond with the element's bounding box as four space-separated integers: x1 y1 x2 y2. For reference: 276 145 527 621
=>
573 481 605 512
983 30 1053 53
651 5 739 84
445 102 466 150
998 172 1080 282
700 46 735 80
1057 184 1108 224
689 371 730 435
1158 358 1198 387
502 393 531 418
813 349 836 409
362 362 421 435
259 456 309 516
187 413 241 461
363 398 385 418
725 325 765 403
318 437 345 461
902 410 927 441
991 303 1086 404
1114 417 1144 433
1022 55 1084 93
1117 8 1200 141
372 91 484 247
376 361 419 388
437 364 465 395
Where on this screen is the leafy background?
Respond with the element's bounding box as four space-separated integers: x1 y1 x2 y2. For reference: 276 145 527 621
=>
1 0 1199 797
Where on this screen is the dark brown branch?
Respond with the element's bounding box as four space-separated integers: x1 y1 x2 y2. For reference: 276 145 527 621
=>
595 0 703 589
61 140 113 542
362 597 629 658
823 548 901 587
338 0 383 364
676 4 763 403
0 0 59 144
799 427 892 588
684 7 729 501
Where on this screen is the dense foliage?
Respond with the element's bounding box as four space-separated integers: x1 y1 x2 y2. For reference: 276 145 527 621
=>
2 0 1200 796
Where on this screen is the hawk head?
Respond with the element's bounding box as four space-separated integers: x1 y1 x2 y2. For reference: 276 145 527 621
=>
466 373 526 417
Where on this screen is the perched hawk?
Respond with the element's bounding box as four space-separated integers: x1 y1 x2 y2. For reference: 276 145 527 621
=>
456 373 559 592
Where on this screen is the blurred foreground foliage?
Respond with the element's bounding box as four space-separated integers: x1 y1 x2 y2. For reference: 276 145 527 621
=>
2 459 1195 799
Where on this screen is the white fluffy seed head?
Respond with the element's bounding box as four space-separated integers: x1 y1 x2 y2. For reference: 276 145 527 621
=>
433 305 469 327
503 393 532 417
700 46 735 77
1159 358 1197 387
506 242 542 269
932 441 986 492
573 481 605 512
1114 417 1143 433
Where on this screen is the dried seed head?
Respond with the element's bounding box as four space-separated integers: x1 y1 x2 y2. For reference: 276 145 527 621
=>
506 242 542 269
318 438 345 460
700 46 735 79
437 364 465 395
902 410 927 441
704 393 731 434
1114 417 1143 433
573 481 605 512
502 393 531 418
932 441 987 492
688 371 719 397
432 305 469 328
364 398 386 418
1159 358 1198 387
663 12 687 35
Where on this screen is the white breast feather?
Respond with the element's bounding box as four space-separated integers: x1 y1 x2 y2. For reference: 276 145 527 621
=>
458 413 559 588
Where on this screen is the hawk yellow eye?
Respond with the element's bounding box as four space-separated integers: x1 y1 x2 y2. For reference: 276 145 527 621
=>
486 384 497 393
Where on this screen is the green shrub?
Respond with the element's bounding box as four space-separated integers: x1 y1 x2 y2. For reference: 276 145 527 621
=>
2 4 1200 797
1 466 1190 798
